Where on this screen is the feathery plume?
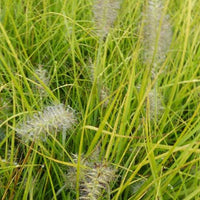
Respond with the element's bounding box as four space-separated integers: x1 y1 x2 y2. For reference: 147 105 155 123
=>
65 153 115 200
88 60 95 82
144 0 172 76
148 88 163 120
33 65 50 95
100 86 110 108
34 67 50 86
93 0 120 39
80 163 115 200
16 104 76 141
65 154 89 190
143 0 171 119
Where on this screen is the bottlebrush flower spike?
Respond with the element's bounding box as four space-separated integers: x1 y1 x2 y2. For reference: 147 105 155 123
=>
144 0 172 76
34 66 50 86
65 153 115 200
33 66 50 95
93 0 120 39
148 88 164 120
65 154 89 190
16 104 76 141
100 86 110 108
80 163 115 200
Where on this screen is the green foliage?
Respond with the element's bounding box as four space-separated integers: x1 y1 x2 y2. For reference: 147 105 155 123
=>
1 0 200 199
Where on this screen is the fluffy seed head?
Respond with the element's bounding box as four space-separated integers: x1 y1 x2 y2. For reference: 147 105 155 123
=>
33 66 50 95
148 89 164 120
16 104 76 141
65 153 115 200
80 163 115 200
144 0 172 77
88 61 95 82
34 67 50 86
93 0 120 38
100 86 110 108
65 155 88 190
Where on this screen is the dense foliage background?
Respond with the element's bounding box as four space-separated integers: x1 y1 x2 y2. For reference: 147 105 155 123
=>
1 0 200 199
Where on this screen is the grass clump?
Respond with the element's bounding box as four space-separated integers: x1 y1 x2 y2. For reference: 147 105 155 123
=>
1 0 200 199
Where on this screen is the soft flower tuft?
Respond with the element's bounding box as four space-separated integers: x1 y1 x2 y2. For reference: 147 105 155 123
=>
16 104 76 141
80 163 115 200
144 0 172 77
93 0 120 39
65 152 115 200
34 67 50 86
65 154 89 190
32 66 50 96
100 86 110 108
148 88 164 120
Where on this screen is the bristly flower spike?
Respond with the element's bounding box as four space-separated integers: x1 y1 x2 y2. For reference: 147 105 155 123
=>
148 88 164 120
144 0 172 77
34 66 50 86
65 153 116 200
93 0 121 39
80 163 115 200
32 65 50 96
143 0 171 120
16 104 76 142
